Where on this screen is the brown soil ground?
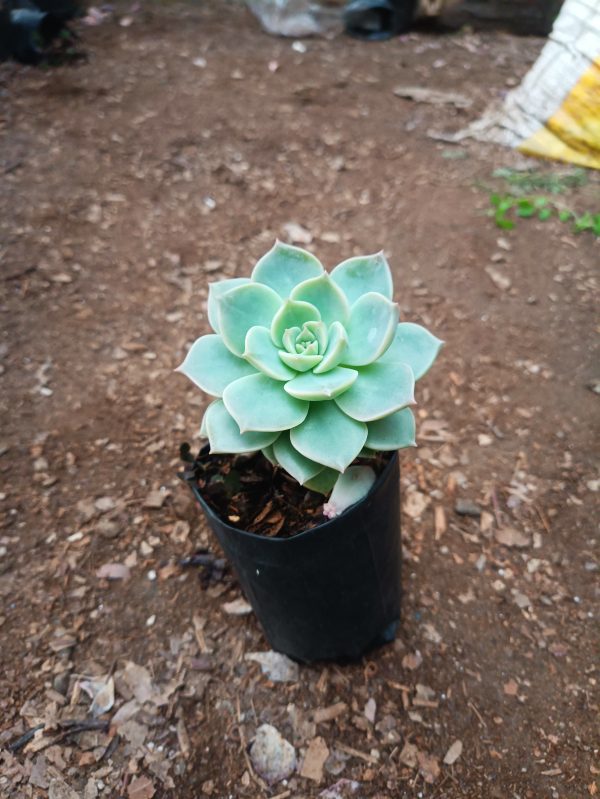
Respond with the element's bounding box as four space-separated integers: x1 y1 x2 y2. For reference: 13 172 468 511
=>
0 3 598 798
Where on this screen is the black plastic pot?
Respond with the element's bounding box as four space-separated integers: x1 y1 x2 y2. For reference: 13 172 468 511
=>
344 0 417 41
181 449 401 662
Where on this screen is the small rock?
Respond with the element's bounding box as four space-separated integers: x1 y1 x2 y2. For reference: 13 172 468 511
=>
485 265 511 291
494 526 530 548
222 597 252 615
96 562 131 581
454 499 481 518
363 697 376 724
95 496 116 513
53 670 71 696
250 724 296 785
143 490 169 509
245 651 299 683
95 517 121 539
443 739 463 765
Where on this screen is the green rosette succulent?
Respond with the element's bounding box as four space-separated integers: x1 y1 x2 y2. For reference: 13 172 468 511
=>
177 242 442 497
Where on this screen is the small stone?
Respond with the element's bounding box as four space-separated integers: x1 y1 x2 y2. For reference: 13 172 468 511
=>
250 724 296 785
443 739 463 765
454 499 481 518
95 517 120 539
95 496 116 513
53 670 71 696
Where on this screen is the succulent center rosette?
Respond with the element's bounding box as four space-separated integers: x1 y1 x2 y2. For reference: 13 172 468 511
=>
177 242 442 499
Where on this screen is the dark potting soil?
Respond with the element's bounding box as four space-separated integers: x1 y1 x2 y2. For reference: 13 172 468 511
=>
182 446 392 539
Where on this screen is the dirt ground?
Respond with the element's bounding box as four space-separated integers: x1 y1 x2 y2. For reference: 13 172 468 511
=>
0 2 599 797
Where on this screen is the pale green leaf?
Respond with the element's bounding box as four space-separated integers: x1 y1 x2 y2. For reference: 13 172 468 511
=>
366 407 416 450
314 321 348 373
223 373 309 432
323 466 376 518
271 300 321 347
284 367 358 401
299 320 327 352
273 431 324 485
290 401 367 472
380 322 443 380
251 241 324 298
261 443 278 466
304 467 339 495
207 278 251 333
290 273 350 327
342 292 399 367
176 334 256 397
335 361 414 422
278 351 323 372
205 400 279 453
282 326 301 354
330 251 393 305
244 326 296 381
218 283 282 356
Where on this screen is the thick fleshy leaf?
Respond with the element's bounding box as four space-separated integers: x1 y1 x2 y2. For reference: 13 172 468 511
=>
176 334 256 397
223 373 309 432
304 467 338 495
290 274 350 327
205 400 279 453
290 401 367 472
244 326 296 381
261 443 277 465
252 241 324 298
379 322 444 380
323 466 376 519
200 401 217 438
271 300 321 347
218 283 282 356
331 252 393 305
282 326 301 354
284 367 358 401
207 278 251 333
279 351 322 372
298 320 327 353
342 293 399 367
273 432 323 485
314 322 348 374
335 361 415 422
366 407 416 450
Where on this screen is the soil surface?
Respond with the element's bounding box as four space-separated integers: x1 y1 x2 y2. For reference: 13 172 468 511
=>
0 3 598 798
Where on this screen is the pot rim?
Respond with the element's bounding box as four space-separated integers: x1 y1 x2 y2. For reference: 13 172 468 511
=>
181 448 399 545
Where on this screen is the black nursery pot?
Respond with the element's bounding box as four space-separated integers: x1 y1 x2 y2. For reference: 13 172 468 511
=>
182 450 401 663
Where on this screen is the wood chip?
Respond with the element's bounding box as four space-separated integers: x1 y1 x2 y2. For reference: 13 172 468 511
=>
336 742 377 764
299 736 329 782
177 718 190 759
312 702 347 724
417 750 440 783
127 776 155 799
495 526 530 548
434 505 447 539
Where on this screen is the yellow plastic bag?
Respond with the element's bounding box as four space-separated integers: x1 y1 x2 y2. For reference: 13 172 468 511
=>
458 0 600 170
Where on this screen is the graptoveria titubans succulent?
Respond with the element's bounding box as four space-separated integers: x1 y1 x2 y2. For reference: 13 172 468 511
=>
177 242 442 500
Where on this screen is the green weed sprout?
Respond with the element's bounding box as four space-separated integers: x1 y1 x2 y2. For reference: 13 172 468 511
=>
178 243 442 512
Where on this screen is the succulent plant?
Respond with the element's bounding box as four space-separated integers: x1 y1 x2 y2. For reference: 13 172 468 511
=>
178 242 442 500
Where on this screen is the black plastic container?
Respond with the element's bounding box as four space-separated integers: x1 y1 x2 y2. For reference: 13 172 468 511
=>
181 450 401 662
